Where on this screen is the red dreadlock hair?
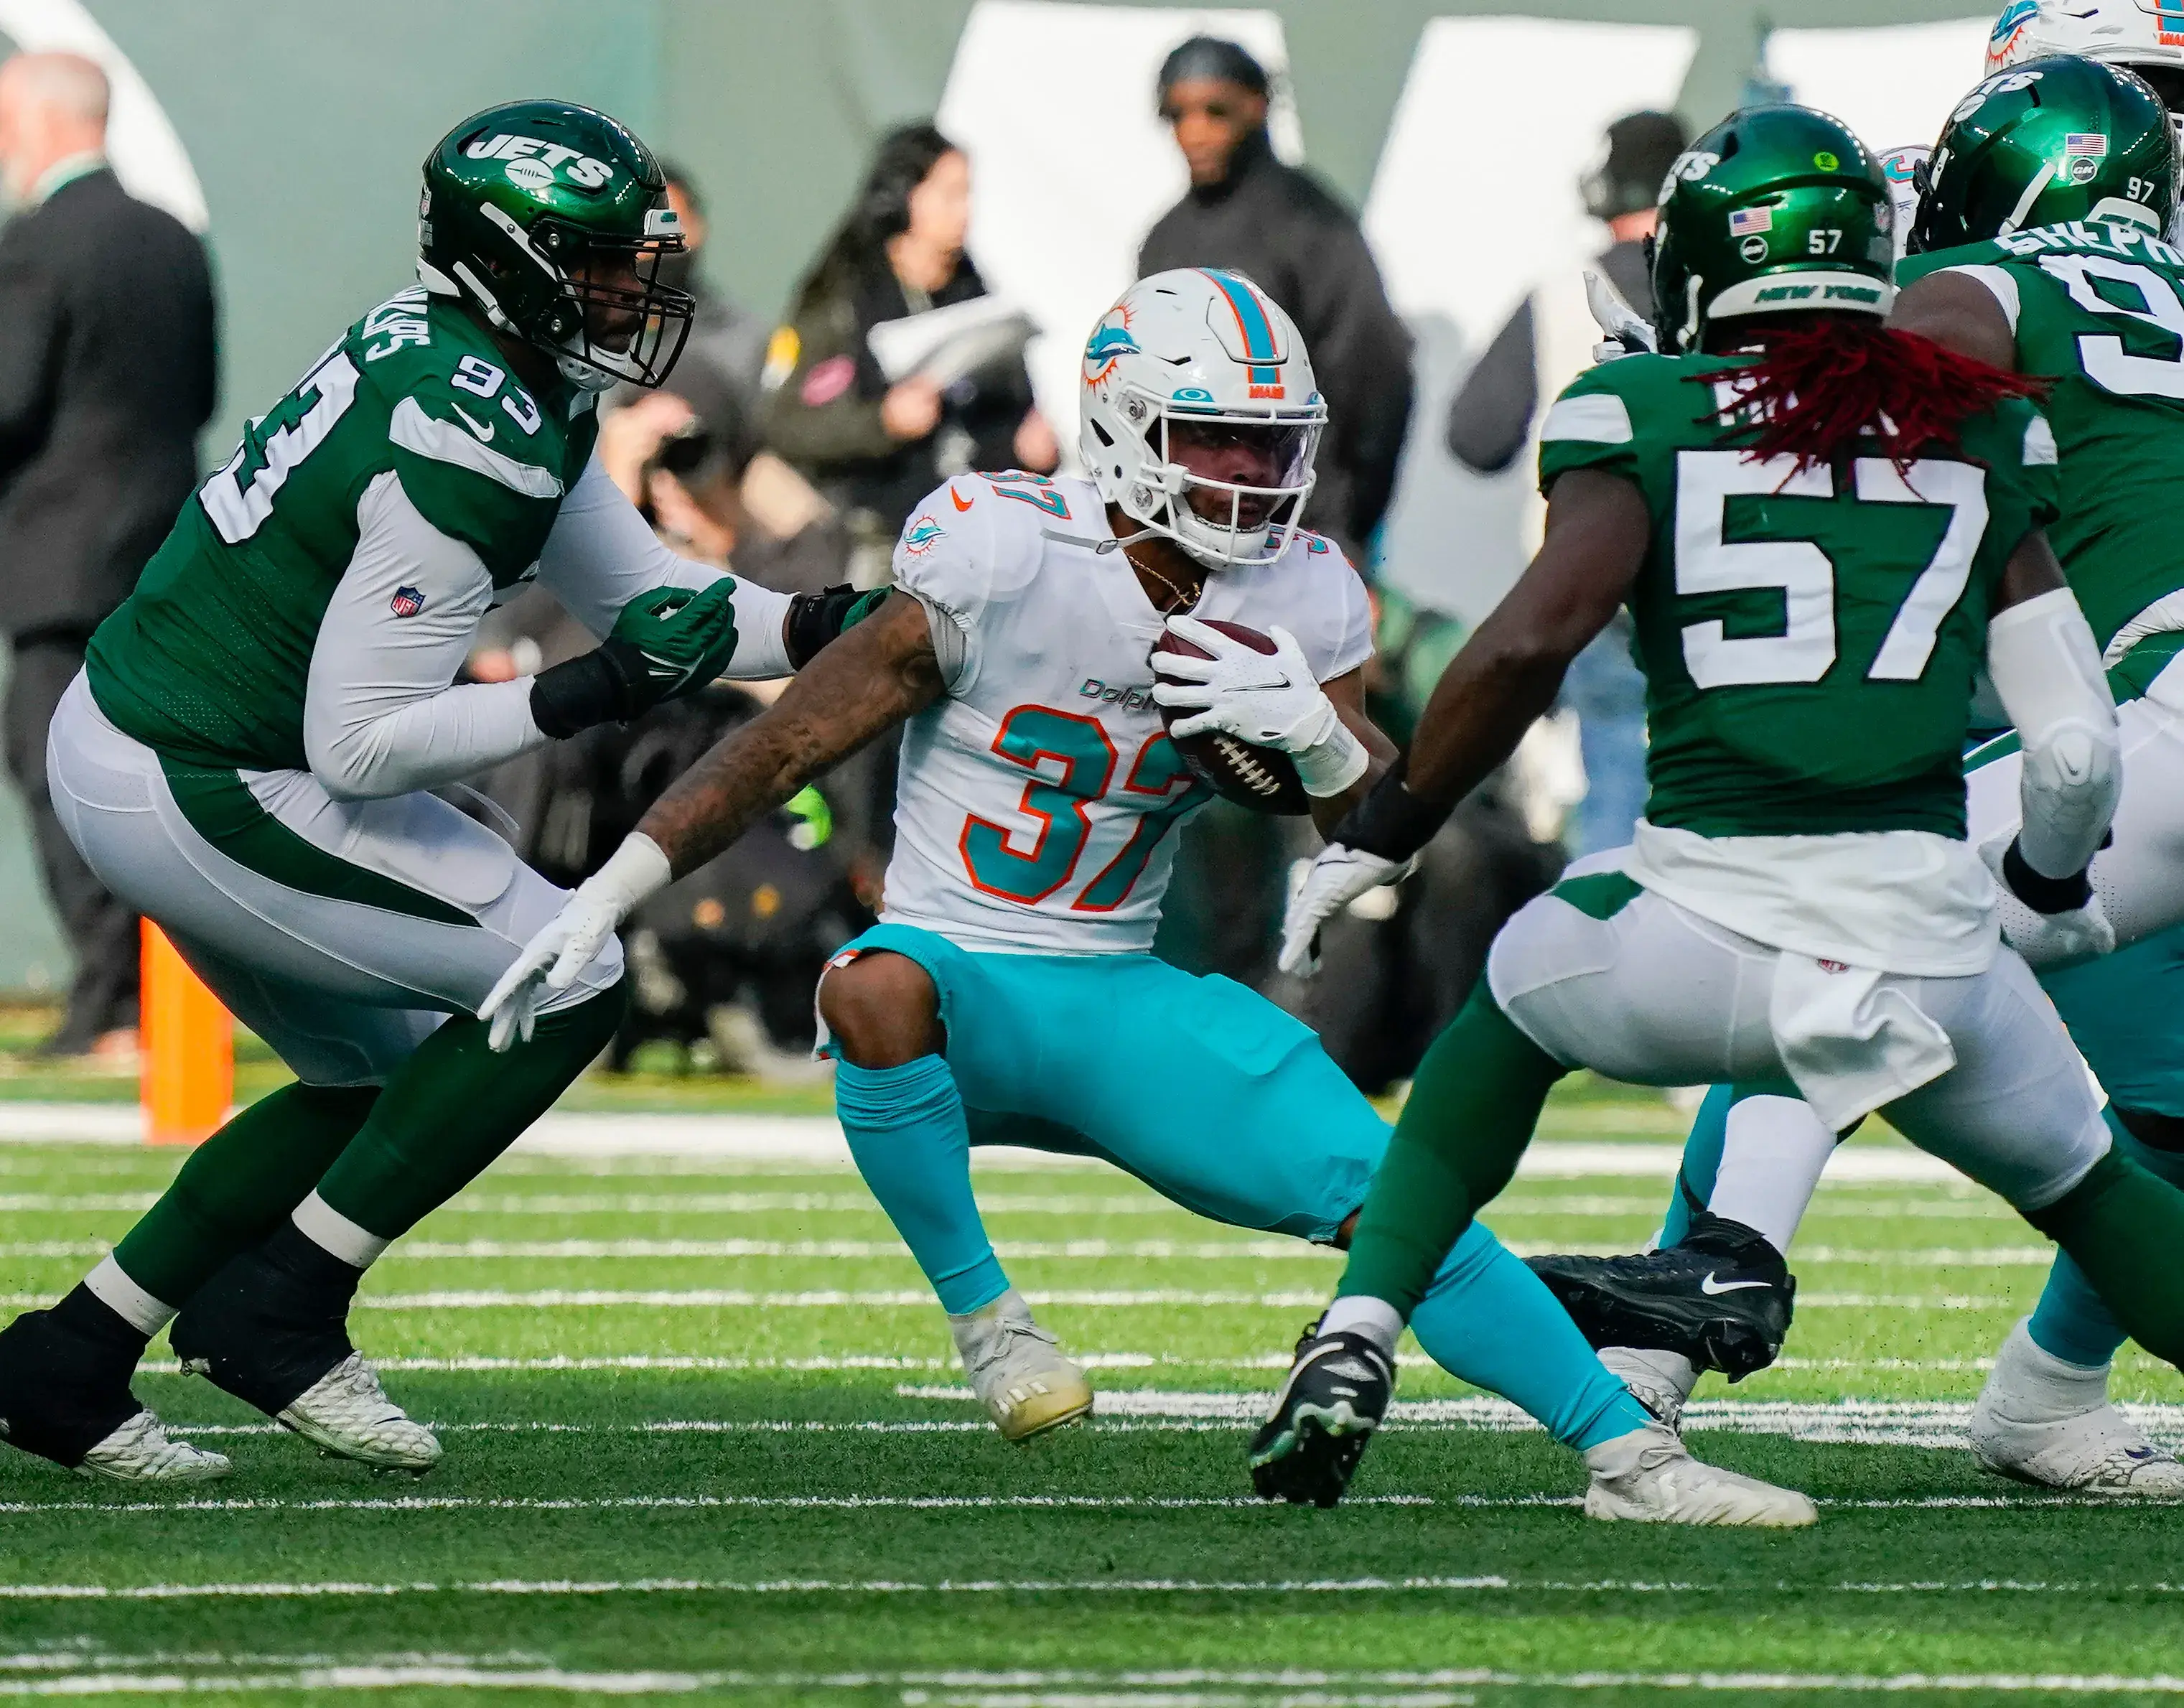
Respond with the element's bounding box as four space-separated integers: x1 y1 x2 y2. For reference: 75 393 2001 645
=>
1697 318 2048 475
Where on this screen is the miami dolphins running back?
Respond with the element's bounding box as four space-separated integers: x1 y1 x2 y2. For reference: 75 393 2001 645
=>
1513 57 2184 1498
484 267 1811 1526
1256 103 2184 1513
0 100 867 1485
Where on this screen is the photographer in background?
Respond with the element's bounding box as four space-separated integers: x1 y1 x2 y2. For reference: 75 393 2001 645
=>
765 123 1055 558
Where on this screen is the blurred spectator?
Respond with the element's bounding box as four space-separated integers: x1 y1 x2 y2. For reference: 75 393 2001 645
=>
1445 109 1686 858
0 52 215 1059
612 160 769 441
1137 36 1412 564
765 123 1055 561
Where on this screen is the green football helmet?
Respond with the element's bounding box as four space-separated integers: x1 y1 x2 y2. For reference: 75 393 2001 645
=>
1909 55 2175 253
1649 105 1895 355
419 98 693 391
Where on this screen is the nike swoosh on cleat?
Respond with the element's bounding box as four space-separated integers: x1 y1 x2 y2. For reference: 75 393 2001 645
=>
450 402 495 443
1699 1272 1771 1295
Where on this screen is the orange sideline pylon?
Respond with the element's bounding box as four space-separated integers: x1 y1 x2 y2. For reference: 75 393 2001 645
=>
141 920 231 1145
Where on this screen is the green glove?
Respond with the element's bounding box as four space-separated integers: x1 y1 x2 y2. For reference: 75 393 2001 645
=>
607 580 742 705
528 580 743 739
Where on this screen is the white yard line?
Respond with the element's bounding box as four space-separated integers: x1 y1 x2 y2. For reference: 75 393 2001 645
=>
1 1664 2181 1699
0 1490 2165 1516
0 1106 1964 1180
0 1576 2174 1602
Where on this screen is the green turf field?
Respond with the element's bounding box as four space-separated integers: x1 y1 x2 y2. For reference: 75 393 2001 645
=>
2 1083 2182 1707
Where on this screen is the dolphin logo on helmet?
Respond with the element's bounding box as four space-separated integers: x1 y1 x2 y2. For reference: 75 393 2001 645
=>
1077 269 1327 570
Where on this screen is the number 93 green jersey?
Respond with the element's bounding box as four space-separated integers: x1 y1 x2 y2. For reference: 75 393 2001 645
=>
1900 221 2184 656
1539 351 2058 840
85 285 593 773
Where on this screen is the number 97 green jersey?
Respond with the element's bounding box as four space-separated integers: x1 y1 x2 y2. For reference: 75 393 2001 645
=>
1539 351 2058 841
1899 220 2184 656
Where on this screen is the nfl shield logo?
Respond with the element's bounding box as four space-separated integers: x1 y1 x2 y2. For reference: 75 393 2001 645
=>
391 584 425 618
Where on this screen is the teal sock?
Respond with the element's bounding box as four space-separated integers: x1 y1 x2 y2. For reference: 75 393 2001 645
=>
2027 1109 2184 1367
1409 1220 1654 1450
1658 1084 1735 1247
836 1055 1007 1316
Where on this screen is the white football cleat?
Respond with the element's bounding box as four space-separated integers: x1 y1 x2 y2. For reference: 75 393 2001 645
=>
1597 1346 1700 1430
1584 1421 1817 1527
279 1353 441 1473
948 1289 1092 1442
76 1409 232 1485
1971 1319 2184 1497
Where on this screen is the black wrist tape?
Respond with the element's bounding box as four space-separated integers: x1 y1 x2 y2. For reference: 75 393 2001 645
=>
530 646 638 739
2001 836 2094 916
785 584 887 670
1330 758 1450 864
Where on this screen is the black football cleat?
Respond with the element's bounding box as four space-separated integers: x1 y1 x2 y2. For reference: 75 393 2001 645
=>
1248 1320 1394 1508
1525 1209 1796 1381
170 1230 439 1473
0 1307 229 1482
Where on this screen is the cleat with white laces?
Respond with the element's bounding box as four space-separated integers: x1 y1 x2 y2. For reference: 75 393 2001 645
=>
1583 1420 1817 1527
1971 1319 2184 1497
278 1353 441 1473
0 1307 228 1483
172 1235 439 1473
1249 1319 1394 1508
948 1289 1092 1442
76 1409 232 1485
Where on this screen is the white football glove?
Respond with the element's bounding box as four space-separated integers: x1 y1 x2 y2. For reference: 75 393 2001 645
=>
1584 268 1657 363
1979 835 2116 971
1279 842 1416 976
1152 615 1368 796
480 835 671 1051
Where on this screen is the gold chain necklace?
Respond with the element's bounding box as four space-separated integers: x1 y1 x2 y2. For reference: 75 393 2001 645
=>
1128 547 1200 615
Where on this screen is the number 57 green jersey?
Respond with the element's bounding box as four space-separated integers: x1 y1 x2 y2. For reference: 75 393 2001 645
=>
1900 220 2184 656
1539 350 2058 841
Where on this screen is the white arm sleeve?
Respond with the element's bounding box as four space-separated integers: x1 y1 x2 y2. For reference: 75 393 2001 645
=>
1986 585 2120 879
536 449 794 677
304 471 546 801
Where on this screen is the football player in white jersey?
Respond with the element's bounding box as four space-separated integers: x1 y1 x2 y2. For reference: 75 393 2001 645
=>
485 269 1813 1526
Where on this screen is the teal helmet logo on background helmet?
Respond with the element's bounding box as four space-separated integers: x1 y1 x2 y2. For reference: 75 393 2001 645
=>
1648 105 1895 355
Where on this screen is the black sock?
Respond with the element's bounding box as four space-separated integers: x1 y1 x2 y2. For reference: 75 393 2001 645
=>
258 1220 365 1306
49 1282 151 1354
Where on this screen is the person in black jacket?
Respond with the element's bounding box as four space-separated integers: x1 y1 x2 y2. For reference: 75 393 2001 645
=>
765 124 1055 549
0 53 216 1057
1137 37 1411 564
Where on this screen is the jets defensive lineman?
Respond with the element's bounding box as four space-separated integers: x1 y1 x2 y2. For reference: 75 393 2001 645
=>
1257 103 2184 1513
485 268 1812 1525
1521 56 2184 1498
0 101 865 1483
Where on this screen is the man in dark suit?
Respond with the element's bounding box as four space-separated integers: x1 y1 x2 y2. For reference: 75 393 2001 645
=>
1137 36 1412 567
0 52 216 1058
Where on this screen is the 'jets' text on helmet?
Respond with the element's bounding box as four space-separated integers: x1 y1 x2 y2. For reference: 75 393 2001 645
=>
1648 105 1895 355
1910 55 2176 253
419 98 694 392
1078 269 1327 570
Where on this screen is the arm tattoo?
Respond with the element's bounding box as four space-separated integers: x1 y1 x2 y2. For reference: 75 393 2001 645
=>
638 592 944 876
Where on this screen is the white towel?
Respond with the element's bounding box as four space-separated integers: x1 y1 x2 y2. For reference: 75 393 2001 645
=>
1768 952 1956 1131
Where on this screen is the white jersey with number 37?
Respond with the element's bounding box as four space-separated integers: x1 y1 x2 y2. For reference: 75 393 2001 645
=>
879 471 1373 955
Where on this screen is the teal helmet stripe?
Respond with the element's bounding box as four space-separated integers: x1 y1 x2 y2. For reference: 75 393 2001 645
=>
1200 269 1281 384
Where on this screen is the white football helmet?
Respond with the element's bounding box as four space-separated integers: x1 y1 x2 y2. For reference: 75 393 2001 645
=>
1078 269 1327 569
1988 1 2184 138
